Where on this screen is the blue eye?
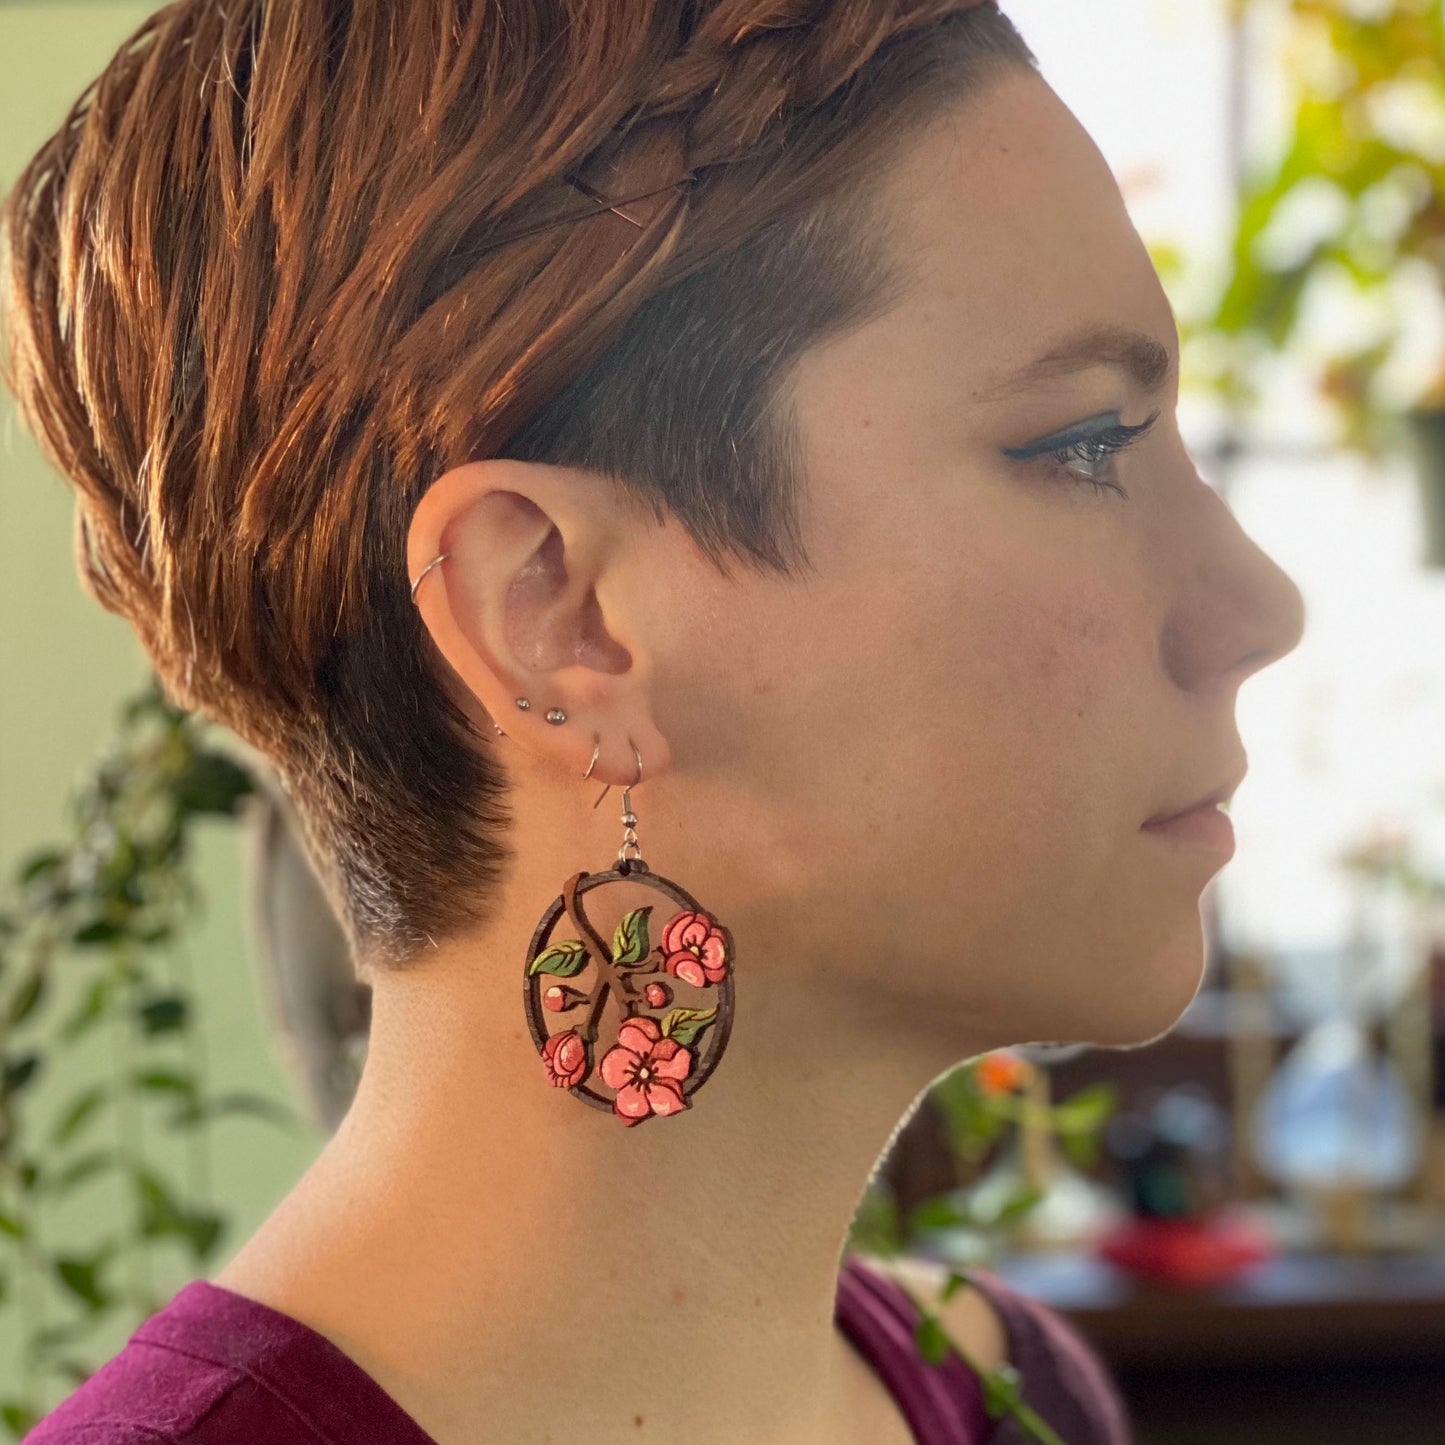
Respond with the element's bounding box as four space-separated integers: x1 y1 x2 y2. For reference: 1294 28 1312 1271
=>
1002 410 1160 498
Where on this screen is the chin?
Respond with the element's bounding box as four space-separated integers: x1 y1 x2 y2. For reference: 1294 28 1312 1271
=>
1089 931 1209 1048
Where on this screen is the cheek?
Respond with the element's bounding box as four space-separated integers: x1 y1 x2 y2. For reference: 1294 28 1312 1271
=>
952 570 1134 773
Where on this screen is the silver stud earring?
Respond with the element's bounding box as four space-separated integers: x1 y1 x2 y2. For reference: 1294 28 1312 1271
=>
407 557 570 738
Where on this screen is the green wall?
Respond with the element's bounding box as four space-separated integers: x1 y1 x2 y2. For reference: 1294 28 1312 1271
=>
0 2 327 1418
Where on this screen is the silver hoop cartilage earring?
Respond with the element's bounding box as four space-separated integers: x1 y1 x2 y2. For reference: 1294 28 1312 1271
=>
408 550 451 603
525 734 737 1128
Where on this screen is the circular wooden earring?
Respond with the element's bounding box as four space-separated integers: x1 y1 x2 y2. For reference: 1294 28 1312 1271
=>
522 738 735 1126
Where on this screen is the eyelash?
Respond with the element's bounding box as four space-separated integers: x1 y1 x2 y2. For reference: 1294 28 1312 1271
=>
1005 410 1160 498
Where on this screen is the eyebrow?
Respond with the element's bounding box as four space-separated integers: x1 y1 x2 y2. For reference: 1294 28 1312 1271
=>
973 322 1175 402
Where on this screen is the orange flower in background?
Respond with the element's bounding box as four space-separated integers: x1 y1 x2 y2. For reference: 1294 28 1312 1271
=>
975 1049 1031 1096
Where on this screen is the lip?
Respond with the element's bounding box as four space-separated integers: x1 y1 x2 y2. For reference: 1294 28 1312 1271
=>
1145 764 1248 828
1141 802 1236 857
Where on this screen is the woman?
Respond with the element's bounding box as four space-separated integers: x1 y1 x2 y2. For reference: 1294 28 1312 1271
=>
4 0 1304 1441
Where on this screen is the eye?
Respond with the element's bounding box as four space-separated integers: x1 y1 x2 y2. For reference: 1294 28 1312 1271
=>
1002 410 1160 498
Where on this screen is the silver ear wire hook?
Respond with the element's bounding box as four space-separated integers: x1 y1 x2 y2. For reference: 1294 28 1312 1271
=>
592 738 642 809
593 740 644 867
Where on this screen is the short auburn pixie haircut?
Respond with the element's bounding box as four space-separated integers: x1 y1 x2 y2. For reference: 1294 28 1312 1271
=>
1 0 1034 973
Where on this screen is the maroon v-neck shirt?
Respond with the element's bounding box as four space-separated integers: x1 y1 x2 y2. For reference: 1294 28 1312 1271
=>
26 1253 1132 1444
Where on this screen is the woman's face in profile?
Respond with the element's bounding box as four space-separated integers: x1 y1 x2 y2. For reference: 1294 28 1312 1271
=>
662 66 1306 1053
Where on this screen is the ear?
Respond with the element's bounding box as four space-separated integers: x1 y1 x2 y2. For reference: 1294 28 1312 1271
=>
406 457 670 789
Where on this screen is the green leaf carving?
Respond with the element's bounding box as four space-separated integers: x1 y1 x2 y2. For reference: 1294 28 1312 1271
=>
658 1006 716 1047
611 906 653 966
528 939 588 978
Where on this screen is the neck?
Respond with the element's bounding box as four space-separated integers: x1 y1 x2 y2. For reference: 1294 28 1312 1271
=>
220 904 994 1442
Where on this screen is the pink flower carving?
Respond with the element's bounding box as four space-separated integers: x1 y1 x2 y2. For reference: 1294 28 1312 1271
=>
541 1028 588 1088
661 909 729 988
599 1014 693 1126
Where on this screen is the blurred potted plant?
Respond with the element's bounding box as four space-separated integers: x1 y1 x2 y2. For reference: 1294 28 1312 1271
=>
0 678 305 1439
1186 0 1445 561
847 1050 1119 1444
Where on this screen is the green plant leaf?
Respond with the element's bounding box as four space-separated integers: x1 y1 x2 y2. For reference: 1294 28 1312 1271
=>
993 1184 1046 1226
1059 1128 1101 1171
133 1068 198 1103
0 1211 24 1240
0 1400 40 1435
44 1148 119 1199
658 1006 716 1047
980 1361 1024 1419
906 1194 976 1234
846 1178 903 1257
28 1317 100 1353
71 918 127 947
171 752 255 816
59 977 113 1042
17 850 65 885
181 1210 226 1261
914 1314 951 1366
134 1167 186 1237
940 1270 973 1304
528 939 588 978
136 994 189 1034
1050 1083 1119 1133
611 907 653 966
50 1085 109 1146
191 1090 303 1131
54 1358 95 1388
53 1254 112 1309
6 969 47 1027
1 1054 41 1096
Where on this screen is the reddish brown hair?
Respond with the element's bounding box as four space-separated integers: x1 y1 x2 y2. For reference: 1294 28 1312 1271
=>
1 1 1034 972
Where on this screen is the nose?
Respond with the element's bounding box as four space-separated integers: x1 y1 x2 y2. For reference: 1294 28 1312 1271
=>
1157 473 1307 695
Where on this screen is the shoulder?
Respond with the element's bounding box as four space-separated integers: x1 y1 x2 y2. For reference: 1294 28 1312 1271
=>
21 1329 239 1443
851 1253 1136 1445
22 1427 180 1444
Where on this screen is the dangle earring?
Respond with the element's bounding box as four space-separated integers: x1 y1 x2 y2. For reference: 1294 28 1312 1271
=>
409 549 736 1126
